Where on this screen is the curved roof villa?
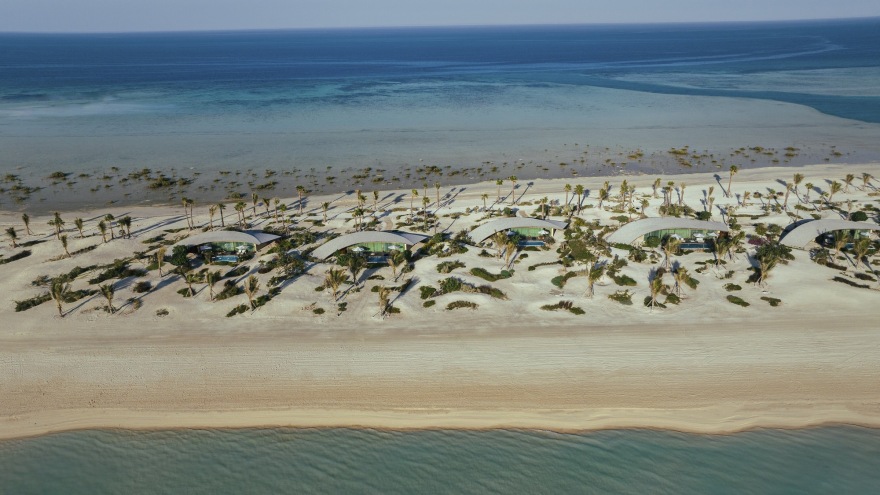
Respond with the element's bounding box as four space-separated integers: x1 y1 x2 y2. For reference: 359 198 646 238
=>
174 230 280 249
606 218 730 245
780 219 880 248
311 230 429 260
468 217 568 244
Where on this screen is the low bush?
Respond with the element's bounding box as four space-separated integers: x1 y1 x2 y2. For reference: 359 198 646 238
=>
223 265 249 279
214 280 243 300
551 271 579 288
612 274 637 287
724 283 742 292
540 300 585 315
226 304 249 317
313 307 325 315
156 308 169 317
423 300 437 308
14 293 51 312
760 296 782 307
0 250 31 265
437 261 466 274
420 286 437 300
854 272 876 282
726 295 750 307
447 300 478 310
470 267 513 282
132 281 152 293
832 276 870 289
608 290 633 305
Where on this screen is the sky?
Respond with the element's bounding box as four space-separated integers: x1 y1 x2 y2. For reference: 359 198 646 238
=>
2 0 879 32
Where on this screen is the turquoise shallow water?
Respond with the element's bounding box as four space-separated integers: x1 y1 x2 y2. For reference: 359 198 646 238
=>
1 427 879 493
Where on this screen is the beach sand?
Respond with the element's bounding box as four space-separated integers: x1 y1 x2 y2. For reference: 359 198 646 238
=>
1 163 879 440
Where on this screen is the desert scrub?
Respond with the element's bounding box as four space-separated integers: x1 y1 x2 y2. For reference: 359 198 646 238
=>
540 300 585 315
14 293 51 312
551 271 579 288
423 300 437 308
132 281 152 293
611 274 637 287
470 267 513 282
420 286 437 300
436 261 466 274
446 300 478 310
726 295 750 307
608 290 633 305
724 283 742 291
760 296 782 307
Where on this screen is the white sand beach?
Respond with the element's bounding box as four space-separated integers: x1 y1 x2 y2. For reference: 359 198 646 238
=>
1 163 879 440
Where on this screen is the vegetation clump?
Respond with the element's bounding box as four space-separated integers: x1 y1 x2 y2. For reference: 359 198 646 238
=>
540 300 585 315
726 295 750 307
446 300 478 310
470 267 513 282
436 260 466 274
608 290 633 305
760 296 782 307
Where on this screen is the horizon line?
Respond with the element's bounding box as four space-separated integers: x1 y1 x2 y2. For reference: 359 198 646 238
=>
0 15 877 36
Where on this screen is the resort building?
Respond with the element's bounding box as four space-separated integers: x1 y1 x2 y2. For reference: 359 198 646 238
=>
311 230 429 262
606 218 729 249
174 230 280 263
467 217 569 247
780 219 879 249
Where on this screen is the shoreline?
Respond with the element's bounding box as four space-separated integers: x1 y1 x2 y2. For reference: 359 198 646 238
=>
4 407 880 442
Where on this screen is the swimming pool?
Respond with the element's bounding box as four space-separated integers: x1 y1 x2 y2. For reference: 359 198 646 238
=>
519 240 545 247
213 255 239 263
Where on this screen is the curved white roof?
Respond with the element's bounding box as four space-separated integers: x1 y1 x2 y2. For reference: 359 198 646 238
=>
174 229 280 247
468 217 568 243
606 218 729 244
311 230 429 260
780 219 879 248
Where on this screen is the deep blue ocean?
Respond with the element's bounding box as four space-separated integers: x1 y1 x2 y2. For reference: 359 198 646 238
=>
2 427 879 493
1 18 879 202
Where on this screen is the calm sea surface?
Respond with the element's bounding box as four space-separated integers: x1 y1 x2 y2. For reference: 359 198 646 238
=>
1 19 879 211
1 427 879 493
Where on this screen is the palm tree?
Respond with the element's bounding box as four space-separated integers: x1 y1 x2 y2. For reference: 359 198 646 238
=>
263 197 272 218
296 186 306 215
574 184 585 215
206 270 218 301
100 283 115 314
208 205 217 230
496 179 503 202
833 230 848 258
843 174 855 193
243 275 260 309
49 212 64 239
433 182 441 207
792 173 804 197
509 176 518 205
74 217 85 238
861 173 874 191
652 178 661 198
5 227 18 248
564 183 572 206
49 278 71 317
320 202 329 224
782 183 792 210
324 268 348 301
252 192 260 218
597 188 609 210
648 268 666 311
60 234 70 258
584 262 605 299
410 189 418 221
673 267 690 297
827 181 842 204
97 221 108 243
234 201 247 228
21 213 33 235
388 250 406 281
104 214 116 240
346 253 366 287
540 196 548 219
353 207 364 230
184 272 197 297
481 193 488 211
852 237 871 270
504 240 518 269
156 246 167 276
217 203 226 227
662 237 681 269
755 242 788 287
492 231 508 258
373 190 380 212
119 216 132 238
181 198 192 229
422 196 430 228
803 183 813 202
678 183 686 207
377 286 392 317
277 203 289 232
727 165 738 198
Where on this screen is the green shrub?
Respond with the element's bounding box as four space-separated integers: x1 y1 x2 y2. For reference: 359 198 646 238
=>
133 281 152 293
832 276 870 289
541 300 585 315
313 307 325 315
760 296 782 307
447 300 478 310
470 267 513 282
551 271 579 288
156 308 169 317
644 237 661 248
420 286 437 300
726 295 750 307
226 304 249 317
665 293 681 305
608 290 633 305
88 260 147 284
612 274 637 287
423 300 436 308
850 211 868 222
0 250 31 265
214 280 243 300
14 293 51 312
643 297 667 309
724 283 742 291
436 261 466 274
